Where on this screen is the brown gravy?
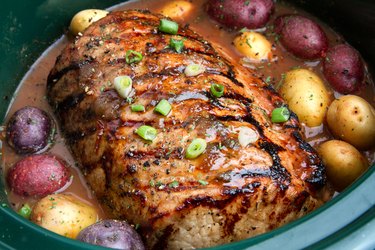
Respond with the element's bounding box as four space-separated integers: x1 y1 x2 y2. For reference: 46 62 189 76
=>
1 0 374 231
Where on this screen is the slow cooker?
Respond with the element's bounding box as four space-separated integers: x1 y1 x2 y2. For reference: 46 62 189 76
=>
0 0 374 249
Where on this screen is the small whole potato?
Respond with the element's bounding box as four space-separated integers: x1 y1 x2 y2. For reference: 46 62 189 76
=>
323 44 364 94
70 9 109 36
159 1 193 20
77 220 145 250
274 14 328 60
318 140 369 191
205 0 274 30
327 95 375 149
7 154 70 197
233 31 272 62
30 194 98 238
279 69 330 127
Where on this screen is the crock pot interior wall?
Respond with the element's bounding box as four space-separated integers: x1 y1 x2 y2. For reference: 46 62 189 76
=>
0 1 374 249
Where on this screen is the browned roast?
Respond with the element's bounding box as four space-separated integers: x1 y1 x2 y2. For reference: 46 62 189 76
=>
47 10 332 249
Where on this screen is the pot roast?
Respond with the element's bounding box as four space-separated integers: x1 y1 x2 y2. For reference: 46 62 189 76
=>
47 10 331 249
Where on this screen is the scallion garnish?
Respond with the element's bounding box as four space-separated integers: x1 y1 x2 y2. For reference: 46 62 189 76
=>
158 19 179 35
184 63 205 77
18 204 32 219
114 75 132 99
198 180 208 186
271 107 290 123
136 125 157 141
125 50 143 64
169 38 184 53
131 104 145 112
210 83 224 98
238 126 259 147
154 99 172 116
169 180 179 188
186 138 207 159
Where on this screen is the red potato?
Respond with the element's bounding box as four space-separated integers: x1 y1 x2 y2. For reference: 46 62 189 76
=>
274 14 328 60
205 0 274 30
7 154 71 197
323 44 364 94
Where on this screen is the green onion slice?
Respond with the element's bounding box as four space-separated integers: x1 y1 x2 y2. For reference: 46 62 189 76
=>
210 83 224 98
136 125 157 141
114 75 132 99
131 104 145 112
154 99 172 116
18 204 32 219
158 19 179 35
186 138 207 159
169 38 184 53
271 107 290 123
125 50 143 64
184 63 205 77
238 126 259 147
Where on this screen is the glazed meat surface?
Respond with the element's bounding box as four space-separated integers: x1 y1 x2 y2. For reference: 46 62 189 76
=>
47 10 331 249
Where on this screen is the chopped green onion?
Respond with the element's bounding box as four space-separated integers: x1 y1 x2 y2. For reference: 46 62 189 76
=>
238 126 259 147
169 180 179 188
18 204 32 219
131 104 145 112
210 83 224 98
198 180 208 186
186 138 207 159
114 75 132 99
136 125 157 141
158 19 179 35
125 50 143 64
184 63 205 77
154 99 172 116
271 107 290 123
169 38 184 53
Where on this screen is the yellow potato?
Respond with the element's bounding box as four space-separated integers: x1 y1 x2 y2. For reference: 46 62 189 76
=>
279 68 330 127
159 1 193 20
233 31 272 62
70 9 109 36
327 95 375 149
30 194 98 238
318 140 369 191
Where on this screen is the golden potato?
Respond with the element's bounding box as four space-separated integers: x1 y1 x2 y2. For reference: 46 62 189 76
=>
318 140 369 191
30 194 98 238
279 68 330 127
70 9 109 36
233 31 272 62
159 1 193 20
327 95 375 149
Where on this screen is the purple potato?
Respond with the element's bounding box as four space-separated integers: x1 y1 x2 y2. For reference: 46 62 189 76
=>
77 220 145 250
6 106 54 154
206 0 274 30
323 44 364 94
7 154 70 197
274 14 328 60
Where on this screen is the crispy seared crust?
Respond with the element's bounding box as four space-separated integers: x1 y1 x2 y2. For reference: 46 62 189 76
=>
47 10 332 249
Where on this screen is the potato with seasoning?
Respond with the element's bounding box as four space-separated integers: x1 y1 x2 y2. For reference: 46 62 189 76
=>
30 194 98 238
326 95 375 149
7 154 70 197
205 0 274 30
233 31 272 62
77 219 145 250
279 68 330 127
274 14 328 60
318 140 369 191
159 0 193 20
70 9 109 36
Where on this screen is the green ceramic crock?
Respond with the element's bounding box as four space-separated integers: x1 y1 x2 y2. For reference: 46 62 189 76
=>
1 0 374 249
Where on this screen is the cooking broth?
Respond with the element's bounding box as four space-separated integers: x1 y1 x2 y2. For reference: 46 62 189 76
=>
1 0 374 244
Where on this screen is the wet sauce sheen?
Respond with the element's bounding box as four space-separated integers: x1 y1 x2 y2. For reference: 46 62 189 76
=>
1 0 374 227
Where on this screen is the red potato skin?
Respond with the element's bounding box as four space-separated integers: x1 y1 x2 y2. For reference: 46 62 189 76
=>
323 44 364 94
7 154 70 197
274 14 328 60
206 0 274 29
